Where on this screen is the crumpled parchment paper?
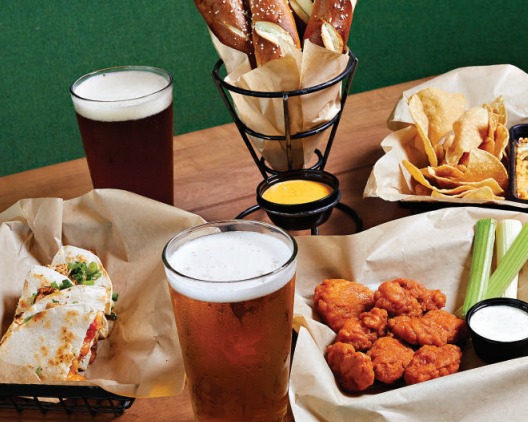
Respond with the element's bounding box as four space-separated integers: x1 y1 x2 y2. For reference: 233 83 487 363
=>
364 64 528 208
209 21 355 171
290 206 528 421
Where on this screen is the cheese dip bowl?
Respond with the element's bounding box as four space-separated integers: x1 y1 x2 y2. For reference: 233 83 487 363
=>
256 170 340 231
466 298 528 363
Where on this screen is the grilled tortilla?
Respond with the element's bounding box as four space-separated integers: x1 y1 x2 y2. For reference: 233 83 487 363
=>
0 305 105 381
14 284 110 339
51 245 113 314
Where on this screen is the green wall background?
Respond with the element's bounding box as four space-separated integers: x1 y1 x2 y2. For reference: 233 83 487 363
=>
1 1 527 177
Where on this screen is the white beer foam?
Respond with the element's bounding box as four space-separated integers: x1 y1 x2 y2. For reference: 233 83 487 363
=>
165 231 296 303
72 70 172 122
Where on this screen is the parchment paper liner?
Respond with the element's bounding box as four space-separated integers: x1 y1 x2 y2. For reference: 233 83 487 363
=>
210 31 351 171
290 206 528 421
364 64 528 208
0 189 205 398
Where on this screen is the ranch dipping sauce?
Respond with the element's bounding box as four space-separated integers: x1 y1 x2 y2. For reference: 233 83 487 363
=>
262 179 333 205
469 304 528 342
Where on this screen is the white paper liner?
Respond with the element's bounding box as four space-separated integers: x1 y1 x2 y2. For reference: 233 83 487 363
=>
0 189 205 398
290 206 528 420
364 64 528 208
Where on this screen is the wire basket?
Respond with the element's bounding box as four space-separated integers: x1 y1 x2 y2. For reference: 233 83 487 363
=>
211 50 359 178
211 51 363 233
0 383 134 416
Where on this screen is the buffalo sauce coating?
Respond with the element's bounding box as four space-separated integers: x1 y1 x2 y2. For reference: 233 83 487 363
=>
262 179 333 205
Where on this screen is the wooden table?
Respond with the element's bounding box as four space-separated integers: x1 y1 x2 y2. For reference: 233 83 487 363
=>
0 77 428 421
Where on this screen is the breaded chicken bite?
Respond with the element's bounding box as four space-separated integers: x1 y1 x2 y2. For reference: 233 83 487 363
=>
326 342 375 392
366 337 414 384
404 344 462 385
388 310 467 347
374 278 446 317
336 307 389 351
314 279 374 332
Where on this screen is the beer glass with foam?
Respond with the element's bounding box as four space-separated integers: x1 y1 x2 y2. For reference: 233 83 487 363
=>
162 220 297 422
70 66 174 205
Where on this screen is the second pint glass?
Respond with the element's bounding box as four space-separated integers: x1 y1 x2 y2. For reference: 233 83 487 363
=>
70 66 174 205
162 220 297 421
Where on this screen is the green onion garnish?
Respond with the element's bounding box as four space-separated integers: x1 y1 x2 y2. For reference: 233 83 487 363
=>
461 218 496 316
68 261 101 285
485 222 528 299
61 279 74 290
23 315 35 324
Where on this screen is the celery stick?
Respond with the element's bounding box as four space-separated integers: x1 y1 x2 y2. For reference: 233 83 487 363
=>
461 218 496 317
496 219 522 298
485 222 528 299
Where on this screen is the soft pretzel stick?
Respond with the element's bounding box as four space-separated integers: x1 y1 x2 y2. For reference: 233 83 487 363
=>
303 0 355 53
248 0 302 66
194 0 255 66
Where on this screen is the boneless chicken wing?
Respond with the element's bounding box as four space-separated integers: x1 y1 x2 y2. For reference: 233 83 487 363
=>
326 342 375 392
366 337 415 384
314 279 374 332
336 307 389 351
404 344 462 385
388 310 467 347
374 278 446 317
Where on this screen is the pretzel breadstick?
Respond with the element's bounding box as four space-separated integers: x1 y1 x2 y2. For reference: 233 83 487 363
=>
303 0 354 53
248 0 301 67
289 0 314 36
194 0 254 64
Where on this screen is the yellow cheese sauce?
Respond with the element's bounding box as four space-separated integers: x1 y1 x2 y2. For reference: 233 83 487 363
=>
262 179 334 205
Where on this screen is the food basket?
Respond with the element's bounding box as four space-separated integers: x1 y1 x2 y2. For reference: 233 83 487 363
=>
0 383 134 415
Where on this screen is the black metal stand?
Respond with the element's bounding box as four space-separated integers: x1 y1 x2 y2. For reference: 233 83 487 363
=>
235 202 363 235
212 51 363 234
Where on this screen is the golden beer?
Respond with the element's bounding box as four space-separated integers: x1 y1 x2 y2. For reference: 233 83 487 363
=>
162 221 297 422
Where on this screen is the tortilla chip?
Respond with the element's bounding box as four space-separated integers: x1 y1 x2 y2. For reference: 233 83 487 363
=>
444 107 488 165
484 96 507 125
461 148 509 189
408 95 438 166
493 124 509 160
414 87 466 145
431 186 502 201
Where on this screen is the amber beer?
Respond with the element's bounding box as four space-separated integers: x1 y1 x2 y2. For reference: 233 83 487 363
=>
162 221 297 422
70 66 174 205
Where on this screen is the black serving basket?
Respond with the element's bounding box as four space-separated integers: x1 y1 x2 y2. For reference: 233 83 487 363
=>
508 123 528 204
0 383 134 416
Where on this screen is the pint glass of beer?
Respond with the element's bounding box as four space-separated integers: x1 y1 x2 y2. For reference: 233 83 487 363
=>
70 66 174 205
162 220 297 422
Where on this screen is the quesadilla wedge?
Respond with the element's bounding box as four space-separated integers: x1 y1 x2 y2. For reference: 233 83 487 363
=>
13 284 110 339
51 245 113 314
0 304 105 381
15 265 70 317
